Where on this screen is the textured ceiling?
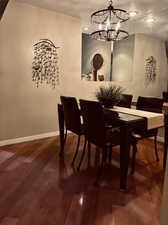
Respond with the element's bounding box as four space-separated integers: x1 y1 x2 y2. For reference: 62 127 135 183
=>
17 0 168 40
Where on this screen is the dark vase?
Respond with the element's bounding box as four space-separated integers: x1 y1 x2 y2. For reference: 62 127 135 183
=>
103 108 119 120
163 92 168 102
99 98 116 108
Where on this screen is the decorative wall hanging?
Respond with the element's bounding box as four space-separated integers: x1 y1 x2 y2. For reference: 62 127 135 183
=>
92 53 104 81
145 56 157 85
32 39 60 89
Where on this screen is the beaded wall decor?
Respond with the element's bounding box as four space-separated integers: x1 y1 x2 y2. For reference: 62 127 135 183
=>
145 56 157 85
32 39 60 89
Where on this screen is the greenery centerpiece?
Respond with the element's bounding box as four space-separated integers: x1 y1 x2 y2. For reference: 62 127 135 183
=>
95 85 123 108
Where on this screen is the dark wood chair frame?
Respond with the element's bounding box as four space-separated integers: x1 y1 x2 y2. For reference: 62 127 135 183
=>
117 94 133 108
60 96 85 166
131 96 164 173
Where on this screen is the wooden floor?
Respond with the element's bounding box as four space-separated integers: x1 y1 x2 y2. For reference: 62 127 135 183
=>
0 134 165 225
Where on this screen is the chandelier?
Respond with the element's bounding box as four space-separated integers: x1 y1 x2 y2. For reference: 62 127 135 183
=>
90 0 129 41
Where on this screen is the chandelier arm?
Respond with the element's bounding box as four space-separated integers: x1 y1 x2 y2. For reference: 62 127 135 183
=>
90 0 129 41
90 29 129 42
113 8 129 21
91 9 112 18
91 1 129 24
91 9 129 24
118 29 129 40
103 16 109 24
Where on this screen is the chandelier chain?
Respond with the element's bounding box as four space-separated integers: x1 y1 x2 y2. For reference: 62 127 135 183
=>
108 0 113 6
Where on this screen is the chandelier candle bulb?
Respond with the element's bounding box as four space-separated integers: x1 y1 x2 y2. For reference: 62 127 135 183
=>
106 18 111 27
99 24 103 30
146 17 155 23
116 22 121 31
90 0 129 42
129 11 137 17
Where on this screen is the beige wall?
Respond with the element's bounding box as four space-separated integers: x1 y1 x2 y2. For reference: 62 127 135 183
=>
112 35 135 82
0 0 81 140
113 34 168 94
71 33 168 101
131 34 168 99
0 1 168 141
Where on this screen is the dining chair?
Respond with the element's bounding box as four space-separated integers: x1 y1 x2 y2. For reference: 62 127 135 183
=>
131 96 164 173
117 94 133 108
60 96 85 166
137 96 163 114
78 99 139 178
78 99 138 181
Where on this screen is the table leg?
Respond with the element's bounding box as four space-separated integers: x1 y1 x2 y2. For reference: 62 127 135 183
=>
120 125 131 191
58 104 65 156
164 113 168 168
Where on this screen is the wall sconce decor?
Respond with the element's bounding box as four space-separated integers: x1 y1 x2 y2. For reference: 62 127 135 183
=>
92 53 104 81
145 56 157 85
32 39 60 89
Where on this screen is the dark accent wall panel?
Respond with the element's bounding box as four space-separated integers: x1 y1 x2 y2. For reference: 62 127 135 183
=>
0 0 9 20
165 41 168 63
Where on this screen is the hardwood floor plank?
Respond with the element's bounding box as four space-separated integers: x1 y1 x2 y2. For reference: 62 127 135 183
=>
0 142 56 217
0 151 14 165
0 217 18 225
64 194 84 225
0 135 165 225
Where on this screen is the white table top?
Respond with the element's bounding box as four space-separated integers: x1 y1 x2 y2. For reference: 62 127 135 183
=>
110 106 164 130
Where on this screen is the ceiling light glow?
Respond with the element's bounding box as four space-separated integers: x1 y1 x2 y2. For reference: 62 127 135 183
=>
146 17 155 23
129 11 137 17
84 27 89 31
99 24 102 30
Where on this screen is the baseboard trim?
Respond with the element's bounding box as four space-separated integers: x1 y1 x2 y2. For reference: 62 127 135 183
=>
154 136 164 143
148 136 164 143
0 132 164 147
0 131 59 147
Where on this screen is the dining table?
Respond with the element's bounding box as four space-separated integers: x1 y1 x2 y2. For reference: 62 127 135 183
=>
57 103 168 191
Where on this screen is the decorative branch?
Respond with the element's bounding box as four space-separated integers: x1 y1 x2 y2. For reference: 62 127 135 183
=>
32 39 60 89
0 0 9 21
145 56 157 85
